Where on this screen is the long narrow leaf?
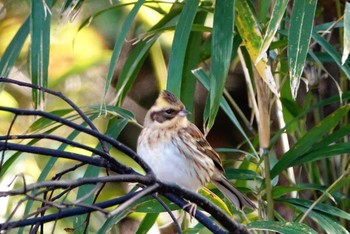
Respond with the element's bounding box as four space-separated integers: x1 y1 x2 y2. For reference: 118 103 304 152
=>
105 0 145 105
235 0 278 96
181 9 207 117
271 104 350 178
193 68 258 157
288 0 317 98
74 117 128 232
115 4 182 104
342 2 350 64
313 31 350 78
206 0 235 132
0 18 29 78
30 0 52 108
257 0 288 63
248 221 317 234
167 0 199 97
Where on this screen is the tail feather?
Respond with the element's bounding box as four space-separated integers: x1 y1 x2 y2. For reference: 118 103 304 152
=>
212 177 256 210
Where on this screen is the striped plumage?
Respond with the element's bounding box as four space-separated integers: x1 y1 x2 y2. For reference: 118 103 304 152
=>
137 90 255 210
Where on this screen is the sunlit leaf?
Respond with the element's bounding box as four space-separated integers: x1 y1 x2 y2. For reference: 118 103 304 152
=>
199 187 232 216
235 0 278 96
257 0 288 63
136 213 159 234
0 18 29 78
342 2 350 64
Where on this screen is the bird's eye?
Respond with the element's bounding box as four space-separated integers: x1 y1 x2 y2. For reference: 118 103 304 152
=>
165 109 175 114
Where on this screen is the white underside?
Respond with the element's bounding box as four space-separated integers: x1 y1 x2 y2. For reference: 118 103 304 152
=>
137 130 213 191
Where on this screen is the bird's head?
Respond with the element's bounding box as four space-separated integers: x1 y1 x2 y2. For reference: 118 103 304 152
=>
143 90 190 128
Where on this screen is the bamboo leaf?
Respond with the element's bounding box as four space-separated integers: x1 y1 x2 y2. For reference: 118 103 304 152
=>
180 8 207 117
206 0 235 132
0 18 29 78
288 0 317 99
280 199 350 234
281 198 350 220
166 0 199 97
257 0 288 63
115 4 182 104
104 0 145 105
271 104 350 178
235 0 278 96
248 221 317 234
193 68 258 158
20 113 99 234
74 117 128 232
313 31 350 78
136 213 159 234
342 2 350 64
30 0 52 108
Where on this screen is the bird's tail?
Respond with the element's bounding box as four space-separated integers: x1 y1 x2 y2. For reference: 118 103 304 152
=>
212 177 256 210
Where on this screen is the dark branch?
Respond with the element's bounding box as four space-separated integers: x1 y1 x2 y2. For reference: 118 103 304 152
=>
0 77 109 153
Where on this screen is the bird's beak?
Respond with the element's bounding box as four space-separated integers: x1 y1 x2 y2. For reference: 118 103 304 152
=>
179 109 190 116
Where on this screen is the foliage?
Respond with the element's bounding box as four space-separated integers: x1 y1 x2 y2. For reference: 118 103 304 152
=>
1 0 350 233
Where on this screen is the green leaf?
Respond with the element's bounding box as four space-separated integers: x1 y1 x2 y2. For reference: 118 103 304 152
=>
272 184 326 199
342 2 350 64
180 8 207 118
29 109 74 131
224 168 262 180
271 104 350 178
288 0 317 98
19 113 100 234
134 195 180 213
313 31 350 78
74 117 128 232
136 213 159 234
280 199 350 234
167 0 199 97
295 143 350 165
30 0 52 107
89 105 135 121
281 198 350 220
115 4 182 104
104 0 145 104
96 205 131 234
247 221 317 234
193 68 258 157
257 0 288 63
235 0 278 96
206 0 235 132
0 18 29 78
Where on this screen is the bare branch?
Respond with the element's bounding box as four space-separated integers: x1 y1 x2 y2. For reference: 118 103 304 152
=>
0 175 150 196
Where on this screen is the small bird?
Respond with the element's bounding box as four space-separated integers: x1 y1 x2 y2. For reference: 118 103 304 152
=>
137 90 255 210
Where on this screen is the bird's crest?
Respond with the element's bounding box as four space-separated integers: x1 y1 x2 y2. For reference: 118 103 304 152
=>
156 90 184 109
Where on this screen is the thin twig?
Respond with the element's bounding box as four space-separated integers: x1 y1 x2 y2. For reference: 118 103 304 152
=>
0 77 109 153
0 106 153 176
0 175 150 196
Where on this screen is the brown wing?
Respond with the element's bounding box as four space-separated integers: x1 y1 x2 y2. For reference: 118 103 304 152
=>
181 123 224 172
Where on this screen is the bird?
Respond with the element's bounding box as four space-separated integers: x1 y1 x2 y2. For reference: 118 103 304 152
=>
137 90 255 210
